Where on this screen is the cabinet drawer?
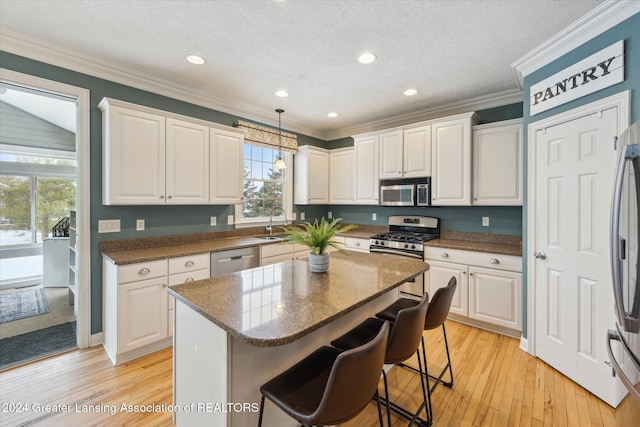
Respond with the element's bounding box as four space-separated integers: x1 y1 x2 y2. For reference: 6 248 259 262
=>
168 268 210 286
424 247 521 272
345 237 369 253
118 259 168 284
261 253 294 266
261 243 294 258
169 253 209 275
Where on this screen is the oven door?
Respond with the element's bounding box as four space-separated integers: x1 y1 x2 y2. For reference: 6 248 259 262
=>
374 250 425 301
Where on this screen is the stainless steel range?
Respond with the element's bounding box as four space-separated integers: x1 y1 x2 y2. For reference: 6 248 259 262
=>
370 215 439 298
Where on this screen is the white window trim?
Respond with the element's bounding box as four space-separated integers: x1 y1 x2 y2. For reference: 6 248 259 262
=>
234 151 293 229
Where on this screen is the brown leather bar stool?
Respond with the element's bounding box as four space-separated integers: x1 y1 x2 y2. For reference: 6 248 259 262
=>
377 276 457 395
331 293 430 427
258 320 389 427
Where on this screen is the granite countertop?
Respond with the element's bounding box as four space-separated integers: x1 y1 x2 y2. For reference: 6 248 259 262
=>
425 231 522 256
168 251 429 347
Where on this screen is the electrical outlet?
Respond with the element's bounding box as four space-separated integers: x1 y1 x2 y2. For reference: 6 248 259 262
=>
328 211 333 219
136 219 145 231
98 219 121 233
482 216 490 227
210 216 217 226
227 215 234 225
372 213 377 221
291 212 297 221
300 212 305 220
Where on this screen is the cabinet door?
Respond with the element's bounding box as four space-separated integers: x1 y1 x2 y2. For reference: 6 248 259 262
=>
354 135 379 204
308 148 329 203
166 118 210 205
104 105 166 205
118 277 168 353
468 266 522 331
379 130 403 179
329 148 354 204
472 120 523 205
431 118 472 205
403 125 431 178
426 260 468 316
210 129 244 204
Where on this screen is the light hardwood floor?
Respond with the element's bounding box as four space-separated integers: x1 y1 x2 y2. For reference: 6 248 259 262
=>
0 321 638 426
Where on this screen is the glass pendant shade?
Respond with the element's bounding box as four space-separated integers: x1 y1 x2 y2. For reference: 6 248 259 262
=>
275 108 286 170
274 157 286 169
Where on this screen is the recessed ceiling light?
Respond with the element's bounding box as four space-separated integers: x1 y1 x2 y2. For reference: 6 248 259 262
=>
186 54 206 65
276 90 289 97
358 52 377 64
327 112 338 118
404 88 418 96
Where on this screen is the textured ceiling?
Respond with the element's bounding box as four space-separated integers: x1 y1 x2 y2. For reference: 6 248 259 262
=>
0 0 605 139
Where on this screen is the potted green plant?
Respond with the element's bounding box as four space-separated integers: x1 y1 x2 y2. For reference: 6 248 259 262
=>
281 217 356 273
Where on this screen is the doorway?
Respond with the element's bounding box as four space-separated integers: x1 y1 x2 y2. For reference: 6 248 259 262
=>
528 91 630 406
0 69 90 368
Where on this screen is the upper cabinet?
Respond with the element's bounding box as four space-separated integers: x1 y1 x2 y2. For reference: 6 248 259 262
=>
379 126 431 179
294 145 329 204
353 134 379 204
210 128 244 204
472 119 523 206
99 98 244 206
431 113 477 206
329 147 355 204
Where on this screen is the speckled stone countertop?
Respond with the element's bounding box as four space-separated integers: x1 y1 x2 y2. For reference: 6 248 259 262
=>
425 231 522 256
168 251 429 347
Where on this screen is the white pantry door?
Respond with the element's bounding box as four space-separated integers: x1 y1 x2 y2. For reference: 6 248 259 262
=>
534 107 621 405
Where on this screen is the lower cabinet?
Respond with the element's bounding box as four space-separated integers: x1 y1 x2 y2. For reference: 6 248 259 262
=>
343 237 370 253
261 243 311 265
103 253 209 365
424 247 522 336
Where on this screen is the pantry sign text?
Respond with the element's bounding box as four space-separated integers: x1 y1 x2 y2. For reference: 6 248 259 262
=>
530 40 624 116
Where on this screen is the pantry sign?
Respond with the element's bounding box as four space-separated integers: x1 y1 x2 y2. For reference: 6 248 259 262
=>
530 40 624 116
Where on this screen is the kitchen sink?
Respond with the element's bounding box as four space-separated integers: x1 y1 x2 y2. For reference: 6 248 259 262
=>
257 236 284 241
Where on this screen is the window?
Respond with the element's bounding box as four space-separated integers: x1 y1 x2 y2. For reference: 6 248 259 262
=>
235 143 292 226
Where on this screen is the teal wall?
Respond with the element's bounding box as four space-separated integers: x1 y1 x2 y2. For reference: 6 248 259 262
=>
0 51 327 334
520 12 640 338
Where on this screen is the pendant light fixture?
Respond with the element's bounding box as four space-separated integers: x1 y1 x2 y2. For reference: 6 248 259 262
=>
274 108 287 170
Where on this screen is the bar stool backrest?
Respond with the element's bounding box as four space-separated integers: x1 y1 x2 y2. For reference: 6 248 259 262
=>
311 320 390 425
424 276 457 331
385 293 429 364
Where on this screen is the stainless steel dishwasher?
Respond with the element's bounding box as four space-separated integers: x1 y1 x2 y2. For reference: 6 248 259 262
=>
210 246 260 277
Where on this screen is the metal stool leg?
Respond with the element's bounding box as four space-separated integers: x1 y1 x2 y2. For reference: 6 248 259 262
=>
258 395 265 427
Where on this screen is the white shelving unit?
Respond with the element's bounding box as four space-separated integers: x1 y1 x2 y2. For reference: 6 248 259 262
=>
68 210 77 305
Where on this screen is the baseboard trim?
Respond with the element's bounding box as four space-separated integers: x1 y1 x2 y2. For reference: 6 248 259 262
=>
90 332 103 347
519 335 529 353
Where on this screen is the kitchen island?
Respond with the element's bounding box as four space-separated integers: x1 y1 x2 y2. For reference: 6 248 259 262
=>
168 251 429 426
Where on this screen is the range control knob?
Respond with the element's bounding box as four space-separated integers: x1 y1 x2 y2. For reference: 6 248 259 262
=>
411 244 416 249
403 244 409 249
374 240 379 245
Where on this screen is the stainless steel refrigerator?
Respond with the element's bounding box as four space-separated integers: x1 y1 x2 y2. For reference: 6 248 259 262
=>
608 119 640 404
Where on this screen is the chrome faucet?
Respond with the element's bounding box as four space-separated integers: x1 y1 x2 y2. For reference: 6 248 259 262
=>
266 206 288 236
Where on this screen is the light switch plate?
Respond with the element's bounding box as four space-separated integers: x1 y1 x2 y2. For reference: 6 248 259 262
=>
98 219 121 233
228 215 234 225
372 213 377 221
210 216 217 226
328 211 333 219
482 216 490 227
291 212 297 221
136 219 145 231
300 212 305 220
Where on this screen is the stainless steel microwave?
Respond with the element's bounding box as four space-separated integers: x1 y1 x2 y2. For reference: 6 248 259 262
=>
379 178 431 207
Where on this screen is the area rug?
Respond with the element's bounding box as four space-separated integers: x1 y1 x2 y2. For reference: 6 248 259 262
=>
0 287 49 324
0 321 76 370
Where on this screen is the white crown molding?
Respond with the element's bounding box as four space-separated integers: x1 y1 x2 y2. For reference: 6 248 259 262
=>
511 0 640 89
2 28 523 142
326 88 523 140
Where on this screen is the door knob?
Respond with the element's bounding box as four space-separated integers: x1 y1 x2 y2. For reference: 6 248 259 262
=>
534 251 547 260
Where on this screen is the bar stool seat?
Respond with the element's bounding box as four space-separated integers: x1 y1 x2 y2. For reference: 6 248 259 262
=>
376 276 457 394
258 321 389 427
331 293 430 427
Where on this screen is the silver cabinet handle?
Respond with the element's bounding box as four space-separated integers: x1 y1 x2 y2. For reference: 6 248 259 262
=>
160 195 164 199
533 251 547 260
184 260 195 268
185 277 194 283
138 267 150 275
168 195 172 199
489 258 499 264
440 252 449 258
355 241 360 246
162 284 167 288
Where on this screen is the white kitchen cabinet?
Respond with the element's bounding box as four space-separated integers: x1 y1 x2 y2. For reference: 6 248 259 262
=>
101 101 166 205
344 237 370 253
329 147 355 204
210 128 244 204
168 253 210 337
294 145 329 204
353 134 379 204
379 126 431 179
472 119 523 206
424 246 522 336
431 113 476 205
166 117 210 205
103 258 171 365
100 97 244 206
260 242 310 265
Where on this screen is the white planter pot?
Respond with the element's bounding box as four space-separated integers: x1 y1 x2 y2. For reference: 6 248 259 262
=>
308 252 330 273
